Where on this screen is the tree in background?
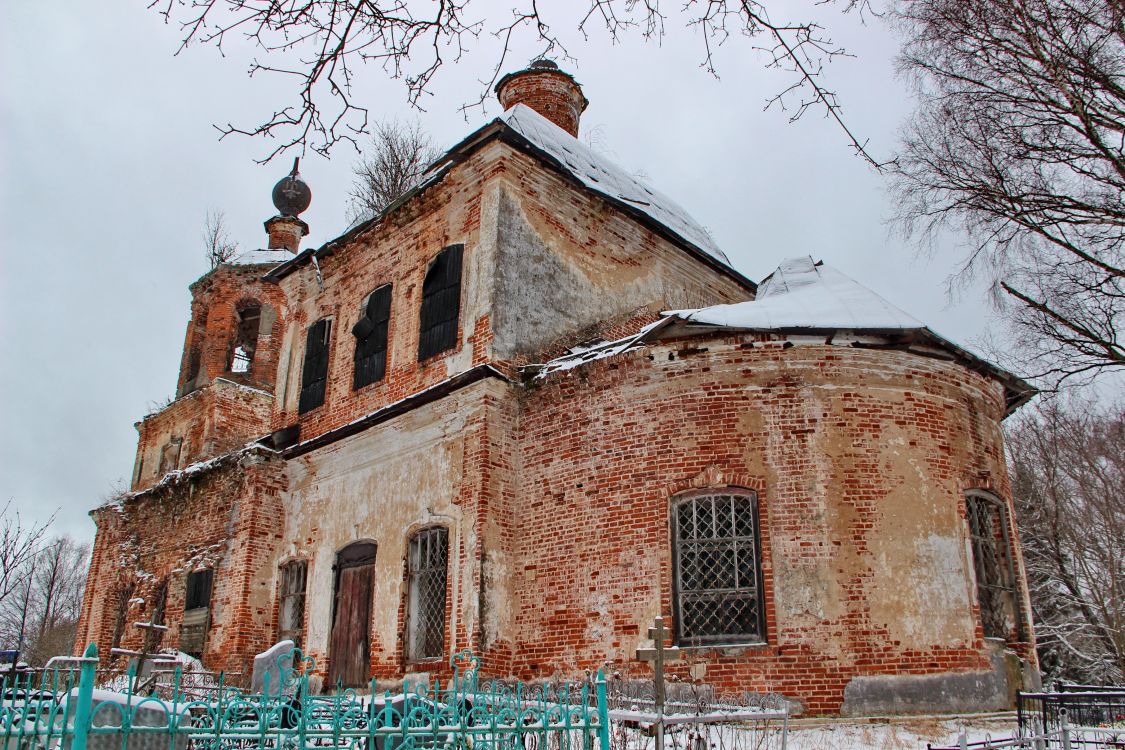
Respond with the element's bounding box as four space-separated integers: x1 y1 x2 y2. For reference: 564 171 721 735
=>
1007 398 1125 684
891 0 1125 388
347 119 440 226
148 0 878 163
0 506 89 665
204 210 239 269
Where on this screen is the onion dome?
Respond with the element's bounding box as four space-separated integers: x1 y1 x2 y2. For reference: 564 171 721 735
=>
272 157 312 217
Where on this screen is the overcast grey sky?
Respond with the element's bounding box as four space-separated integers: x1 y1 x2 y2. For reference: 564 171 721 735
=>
0 1 1004 544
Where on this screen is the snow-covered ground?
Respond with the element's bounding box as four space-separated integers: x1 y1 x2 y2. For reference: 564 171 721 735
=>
783 713 1017 750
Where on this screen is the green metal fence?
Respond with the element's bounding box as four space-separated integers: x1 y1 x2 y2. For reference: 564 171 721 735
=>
1 644 611 750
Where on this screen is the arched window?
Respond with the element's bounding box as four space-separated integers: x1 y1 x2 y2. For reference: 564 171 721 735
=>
230 303 262 373
965 491 1021 640
109 583 135 654
671 491 765 646
405 527 449 660
353 285 392 389
418 245 463 361
143 581 168 653
298 318 332 413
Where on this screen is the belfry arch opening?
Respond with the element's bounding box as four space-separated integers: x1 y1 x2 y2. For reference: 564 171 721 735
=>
230 302 262 374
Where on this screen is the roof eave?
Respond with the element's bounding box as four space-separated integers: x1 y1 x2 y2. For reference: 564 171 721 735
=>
660 320 1036 416
263 118 757 294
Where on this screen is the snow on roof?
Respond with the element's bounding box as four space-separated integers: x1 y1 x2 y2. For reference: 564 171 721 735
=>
500 104 731 266
228 249 296 266
532 258 930 378
668 256 925 331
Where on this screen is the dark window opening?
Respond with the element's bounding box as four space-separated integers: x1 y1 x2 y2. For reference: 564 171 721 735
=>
672 492 765 647
406 527 449 660
185 569 213 611
158 438 182 476
277 560 308 647
418 245 463 361
109 583 135 654
184 348 202 387
230 305 262 373
143 582 168 653
298 319 332 414
353 285 392 390
966 492 1021 640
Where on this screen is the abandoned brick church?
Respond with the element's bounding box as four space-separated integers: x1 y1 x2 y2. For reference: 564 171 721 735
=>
76 61 1040 715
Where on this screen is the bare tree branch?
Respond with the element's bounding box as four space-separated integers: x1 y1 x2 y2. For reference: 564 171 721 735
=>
1008 398 1125 683
890 0 1125 388
203 209 239 269
346 118 440 225
149 0 882 164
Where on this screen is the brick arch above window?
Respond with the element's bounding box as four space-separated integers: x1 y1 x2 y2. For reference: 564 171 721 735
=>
665 466 765 497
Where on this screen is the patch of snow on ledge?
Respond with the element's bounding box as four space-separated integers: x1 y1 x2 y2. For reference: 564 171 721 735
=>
229 249 297 266
667 256 924 331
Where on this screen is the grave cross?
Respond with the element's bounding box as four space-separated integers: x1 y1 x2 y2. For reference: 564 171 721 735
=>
635 616 681 750
110 611 175 693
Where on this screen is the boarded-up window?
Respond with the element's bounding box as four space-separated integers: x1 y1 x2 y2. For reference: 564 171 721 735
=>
406 527 448 660
329 542 376 687
298 319 331 414
417 245 463 361
230 304 261 373
353 285 392 390
277 560 307 646
966 492 1021 640
181 569 213 657
158 438 182 476
672 492 765 647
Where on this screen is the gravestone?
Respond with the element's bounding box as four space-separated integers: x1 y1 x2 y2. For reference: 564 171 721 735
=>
251 640 296 696
63 689 190 750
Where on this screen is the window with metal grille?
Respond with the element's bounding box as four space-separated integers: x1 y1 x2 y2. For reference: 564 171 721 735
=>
298 319 332 413
417 245 463 361
277 560 307 646
406 527 448 660
672 492 765 646
185 569 213 611
965 492 1021 640
353 285 392 390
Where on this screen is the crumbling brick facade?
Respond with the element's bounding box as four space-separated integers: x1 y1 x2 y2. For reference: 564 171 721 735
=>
77 62 1037 715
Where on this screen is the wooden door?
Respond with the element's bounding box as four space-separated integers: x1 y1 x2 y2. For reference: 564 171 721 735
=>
328 543 376 688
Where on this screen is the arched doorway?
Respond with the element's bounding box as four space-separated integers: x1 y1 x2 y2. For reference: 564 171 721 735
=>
328 541 376 687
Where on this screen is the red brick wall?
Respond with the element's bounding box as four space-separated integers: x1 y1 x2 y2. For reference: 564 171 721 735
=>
179 264 289 397
497 70 587 136
502 333 1033 713
77 452 287 679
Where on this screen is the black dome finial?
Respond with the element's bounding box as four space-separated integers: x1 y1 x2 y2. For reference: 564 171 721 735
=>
272 157 312 217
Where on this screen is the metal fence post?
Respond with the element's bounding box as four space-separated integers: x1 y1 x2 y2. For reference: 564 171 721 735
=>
71 643 98 750
595 669 611 750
